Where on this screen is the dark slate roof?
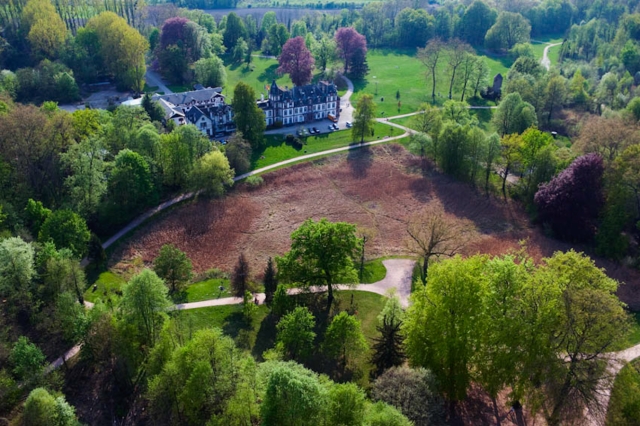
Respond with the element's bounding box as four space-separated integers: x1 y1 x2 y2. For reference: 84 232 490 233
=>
268 80 337 103
153 87 223 106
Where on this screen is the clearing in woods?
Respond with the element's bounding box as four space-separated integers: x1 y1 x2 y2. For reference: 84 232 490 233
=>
110 144 640 311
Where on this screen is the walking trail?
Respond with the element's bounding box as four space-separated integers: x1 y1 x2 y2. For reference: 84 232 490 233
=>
144 69 173 95
541 42 563 71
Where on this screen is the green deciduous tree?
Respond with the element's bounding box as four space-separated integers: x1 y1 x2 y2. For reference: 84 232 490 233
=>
364 402 413 426
38 209 90 258
277 218 360 307
485 11 531 51
24 198 51 237
188 150 234 196
23 388 78 426
276 306 316 360
327 382 367 426
352 94 376 143
0 237 35 305
10 336 45 382
44 253 86 304
260 363 328 426
193 55 227 88
107 149 156 219
492 92 537 136
404 255 487 415
153 244 192 294
232 82 266 148
61 137 107 218
323 311 369 374
460 1 497 45
224 132 252 175
119 269 171 347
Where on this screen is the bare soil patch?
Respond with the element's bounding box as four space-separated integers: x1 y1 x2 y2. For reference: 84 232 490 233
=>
111 144 640 309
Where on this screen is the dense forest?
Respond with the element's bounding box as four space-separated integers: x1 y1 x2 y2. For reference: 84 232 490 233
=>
3 0 640 424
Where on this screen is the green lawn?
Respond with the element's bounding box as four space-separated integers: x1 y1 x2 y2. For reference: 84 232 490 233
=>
360 258 387 284
84 270 126 304
251 122 400 170
606 359 640 425
185 278 231 302
390 107 495 133
351 49 505 118
166 84 191 93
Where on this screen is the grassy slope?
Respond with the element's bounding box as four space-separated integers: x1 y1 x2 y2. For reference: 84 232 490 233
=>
360 258 387 284
251 121 400 169
350 49 508 117
84 271 126 304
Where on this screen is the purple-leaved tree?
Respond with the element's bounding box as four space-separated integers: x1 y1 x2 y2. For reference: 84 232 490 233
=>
335 27 367 75
277 36 315 86
534 153 604 242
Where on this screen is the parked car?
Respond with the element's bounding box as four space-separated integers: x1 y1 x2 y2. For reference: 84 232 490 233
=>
312 127 319 134
328 125 334 131
332 123 339 130
346 121 352 128
308 127 314 134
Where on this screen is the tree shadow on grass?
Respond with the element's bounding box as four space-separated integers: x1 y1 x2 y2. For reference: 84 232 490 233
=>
258 64 281 83
252 313 278 360
222 312 252 339
347 145 374 179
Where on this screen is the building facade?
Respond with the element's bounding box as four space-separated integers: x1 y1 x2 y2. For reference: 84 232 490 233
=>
257 80 339 127
153 88 235 137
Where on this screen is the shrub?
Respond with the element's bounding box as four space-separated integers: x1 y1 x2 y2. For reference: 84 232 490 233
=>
245 175 264 188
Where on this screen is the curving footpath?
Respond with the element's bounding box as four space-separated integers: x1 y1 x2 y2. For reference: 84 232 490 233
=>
49 260 415 370
541 42 562 71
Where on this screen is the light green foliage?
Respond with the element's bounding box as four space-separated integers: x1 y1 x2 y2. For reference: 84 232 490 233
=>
107 149 156 217
23 388 78 426
606 361 640 425
277 218 361 305
327 382 367 426
160 125 212 188
38 209 90 258
352 94 377 143
43 253 86 304
260 363 328 426
194 55 227 88
407 133 432 160
232 38 249 63
364 401 412 426
153 244 192 294
232 82 266 148
0 237 35 301
510 42 535 59
189 150 234 196
377 292 404 328
626 96 640 121
459 0 497 45
492 92 537 136
243 290 258 321
323 311 369 372
147 328 241 425
61 137 107 218
120 269 171 347
404 255 487 402
276 306 316 360
10 336 45 381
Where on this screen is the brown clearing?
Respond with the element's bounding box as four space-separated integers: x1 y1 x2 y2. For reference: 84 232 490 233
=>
111 143 640 310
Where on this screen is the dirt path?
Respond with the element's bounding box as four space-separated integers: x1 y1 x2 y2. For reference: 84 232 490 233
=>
541 42 562 71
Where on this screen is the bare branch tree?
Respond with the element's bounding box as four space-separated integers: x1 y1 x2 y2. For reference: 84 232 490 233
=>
406 203 476 284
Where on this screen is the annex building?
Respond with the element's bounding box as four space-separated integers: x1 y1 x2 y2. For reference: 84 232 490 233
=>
257 80 340 127
153 87 235 138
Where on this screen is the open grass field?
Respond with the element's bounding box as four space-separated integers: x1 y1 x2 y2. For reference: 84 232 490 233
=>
222 56 294 98
361 258 387 284
350 49 507 117
253 122 400 169
606 359 640 425
84 270 126 304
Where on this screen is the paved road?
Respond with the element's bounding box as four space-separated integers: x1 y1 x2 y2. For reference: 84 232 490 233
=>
145 70 173 95
541 42 562 71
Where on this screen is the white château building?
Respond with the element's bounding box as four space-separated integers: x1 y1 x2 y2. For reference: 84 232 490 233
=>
257 80 340 127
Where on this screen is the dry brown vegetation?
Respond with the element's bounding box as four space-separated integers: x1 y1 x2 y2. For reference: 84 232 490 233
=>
111 143 640 309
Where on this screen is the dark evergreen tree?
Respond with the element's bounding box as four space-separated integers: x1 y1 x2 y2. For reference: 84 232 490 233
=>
370 315 405 377
231 252 250 297
141 93 165 122
263 256 277 305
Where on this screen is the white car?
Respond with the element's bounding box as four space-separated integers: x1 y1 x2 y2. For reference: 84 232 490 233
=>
346 121 352 128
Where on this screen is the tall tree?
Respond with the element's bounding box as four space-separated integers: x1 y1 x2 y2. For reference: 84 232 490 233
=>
418 38 445 104
153 244 192 294
403 255 487 416
406 203 475 283
335 27 367 75
492 92 537 136
0 237 34 307
371 315 405 378
485 11 531 51
263 257 277 305
38 209 90 258
223 12 246 50
231 253 250 298
106 149 156 219
193 55 227 88
189 150 234 196
277 36 315 86
313 36 337 73
23 388 78 426
499 133 523 199
459 1 497 45
534 153 604 242
352 94 376 143
62 137 107 218
277 218 361 307
224 133 252 175
276 306 316 361
446 40 472 100
232 82 266 148
323 312 369 374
